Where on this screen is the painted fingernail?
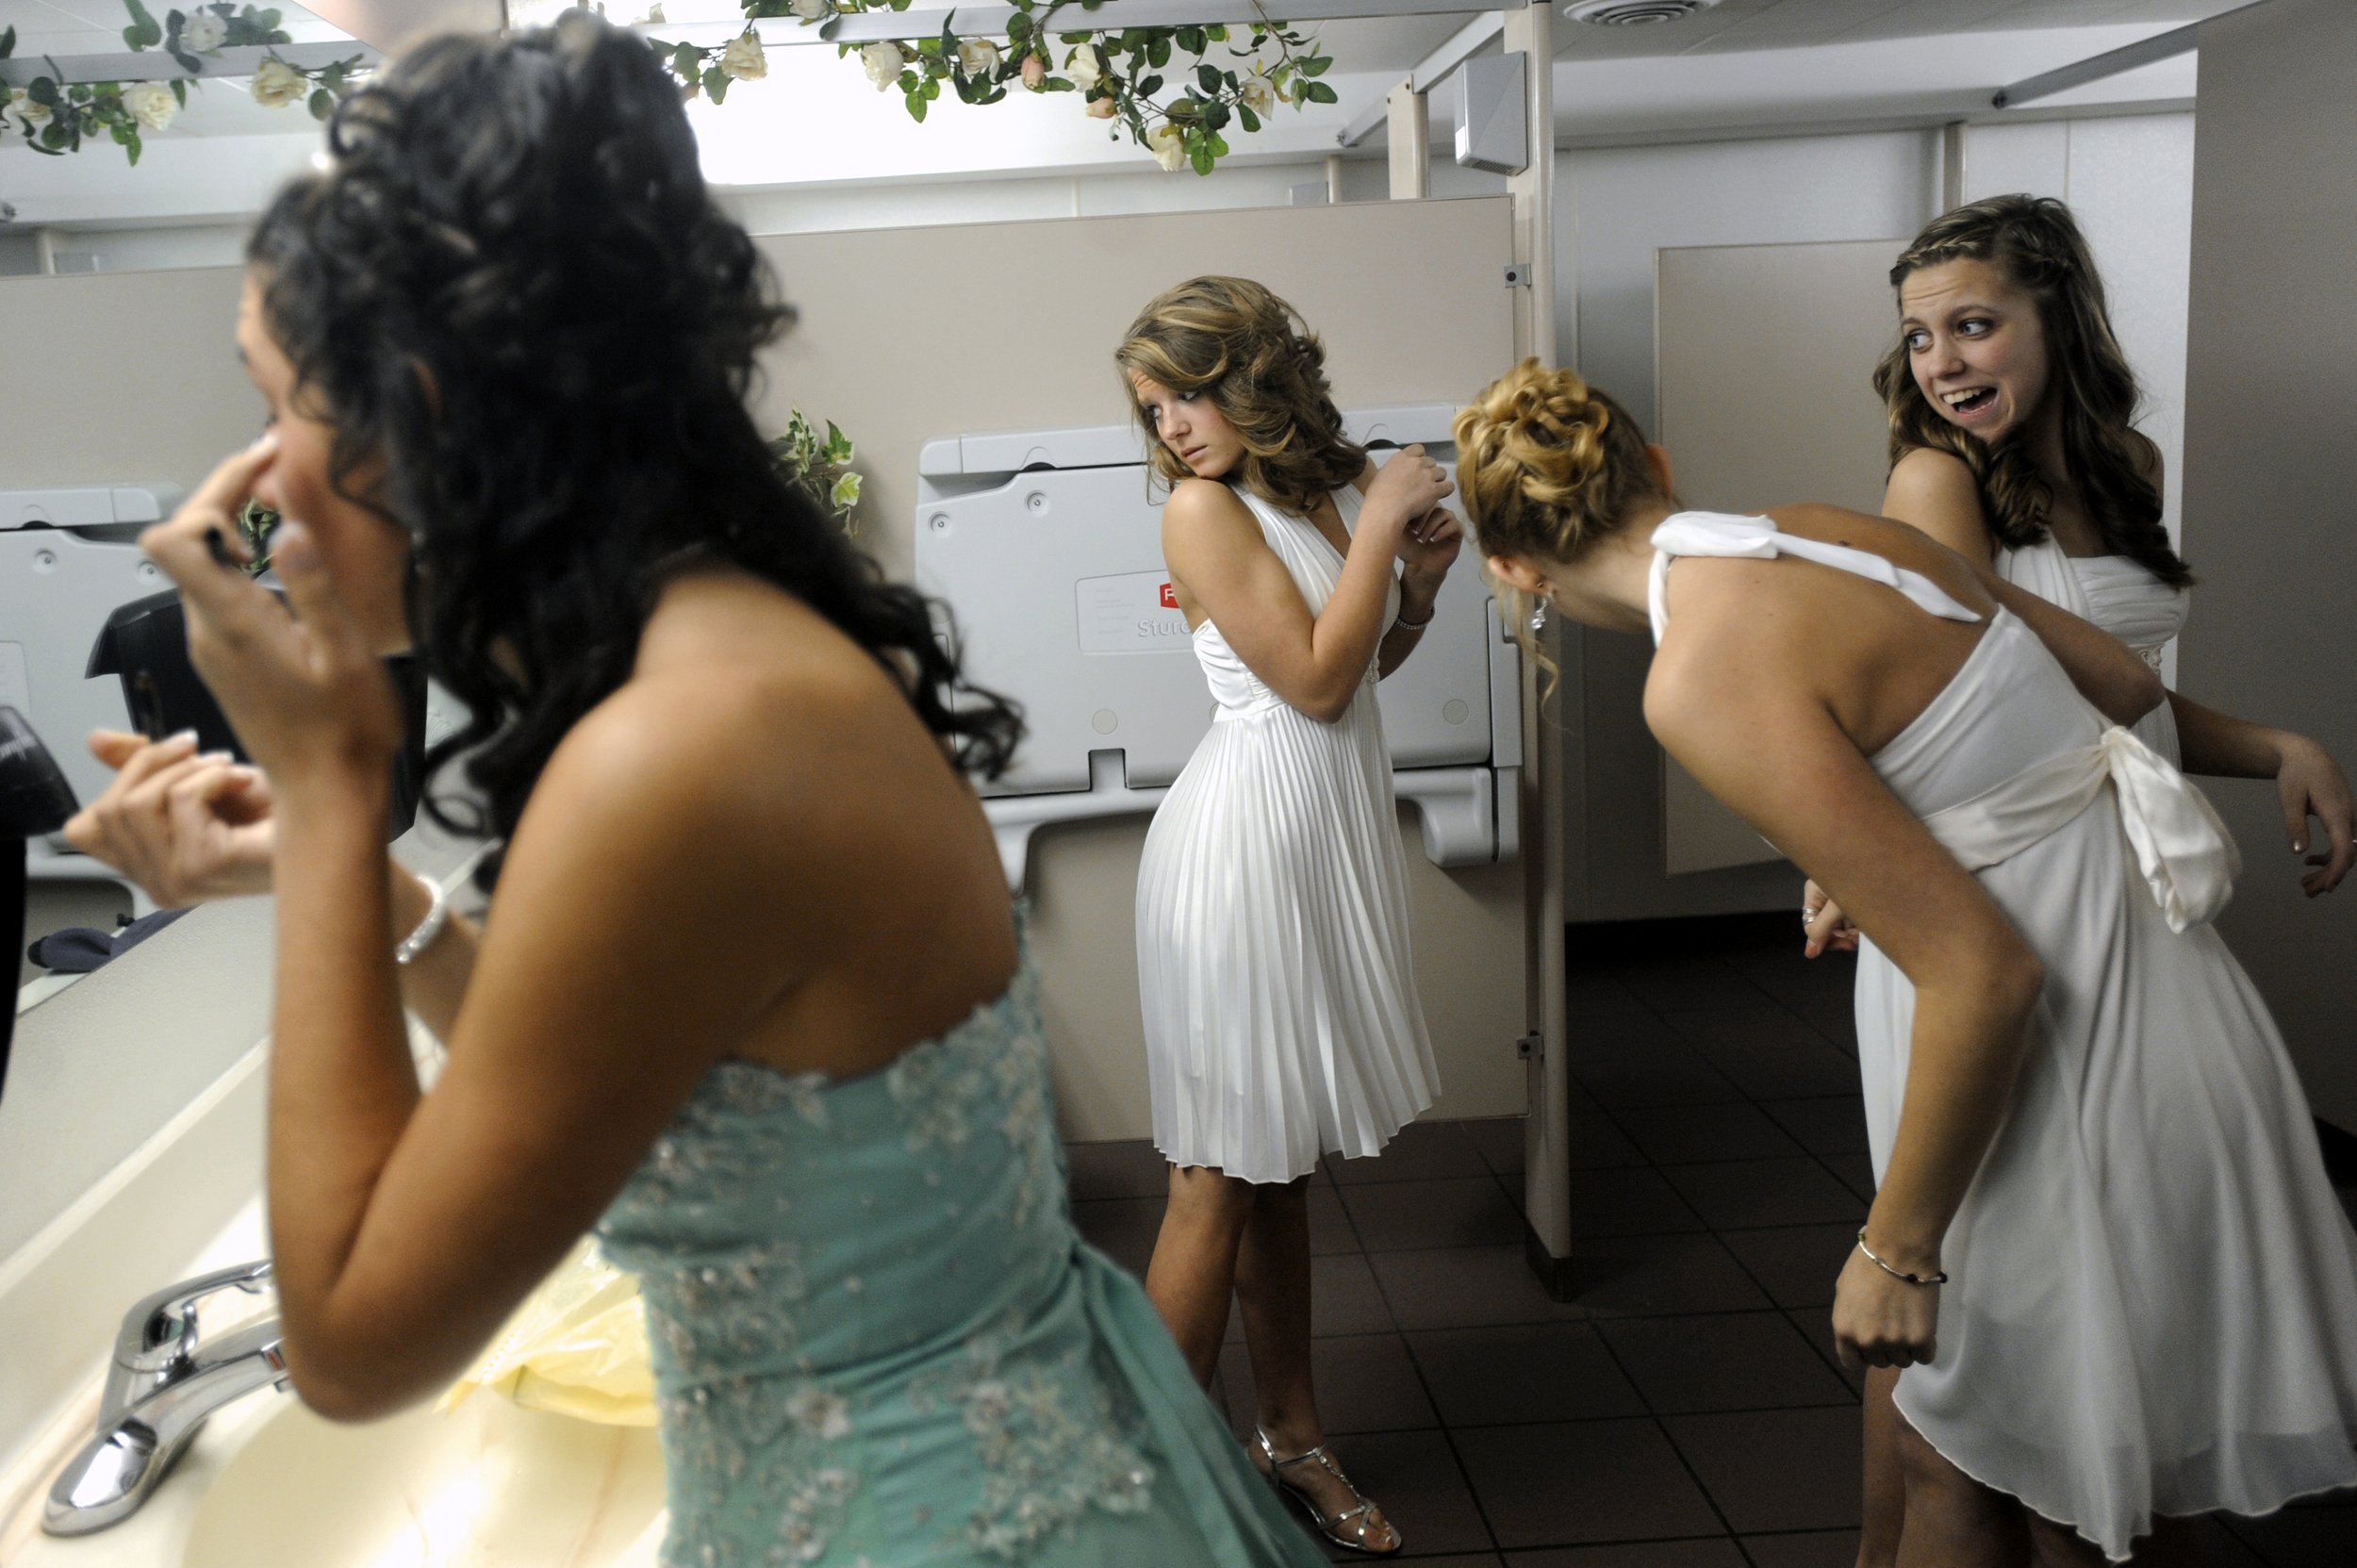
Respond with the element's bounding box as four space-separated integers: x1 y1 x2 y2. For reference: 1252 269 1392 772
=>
200 751 234 764
248 430 280 455
169 728 199 745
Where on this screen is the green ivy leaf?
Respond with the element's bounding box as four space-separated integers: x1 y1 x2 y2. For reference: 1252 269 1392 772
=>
26 74 58 106
1195 62 1218 92
1304 79 1337 105
1237 103 1259 134
1146 35 1169 68
169 46 202 74
905 89 928 122
704 66 729 103
672 42 701 75
1190 140 1212 176
1007 12 1030 43
0 25 15 59
1136 73 1161 95
1176 25 1204 54
39 120 69 149
170 77 187 106
1203 99 1228 132
124 0 163 51
1300 55 1332 78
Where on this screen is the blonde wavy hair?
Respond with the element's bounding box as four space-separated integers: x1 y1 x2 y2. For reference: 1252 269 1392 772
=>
1872 194 2190 587
1115 275 1366 514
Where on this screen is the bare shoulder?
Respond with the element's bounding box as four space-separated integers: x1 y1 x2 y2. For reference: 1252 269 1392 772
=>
1881 447 1995 563
1162 476 1256 540
1771 501 1995 614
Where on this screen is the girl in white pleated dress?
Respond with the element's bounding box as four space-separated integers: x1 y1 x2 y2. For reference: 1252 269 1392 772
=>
1456 359 2357 1566
1812 194 2357 1566
1117 276 1461 1557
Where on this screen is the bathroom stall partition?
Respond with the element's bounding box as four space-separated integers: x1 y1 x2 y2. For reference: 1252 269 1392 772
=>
738 194 1538 1160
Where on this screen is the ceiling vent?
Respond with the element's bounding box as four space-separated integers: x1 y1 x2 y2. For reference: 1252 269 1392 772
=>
1566 0 1722 24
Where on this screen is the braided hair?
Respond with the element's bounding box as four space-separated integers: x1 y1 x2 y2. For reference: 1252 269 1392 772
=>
1871 194 2190 586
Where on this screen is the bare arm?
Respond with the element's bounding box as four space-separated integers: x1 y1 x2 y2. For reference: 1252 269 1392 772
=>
1163 450 1451 723
1373 506 1463 680
2167 693 2354 894
1879 448 2164 725
1881 447 1997 570
1649 612 2043 1368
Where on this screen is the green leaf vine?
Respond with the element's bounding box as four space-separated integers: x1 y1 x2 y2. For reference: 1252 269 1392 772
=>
3 2 1332 173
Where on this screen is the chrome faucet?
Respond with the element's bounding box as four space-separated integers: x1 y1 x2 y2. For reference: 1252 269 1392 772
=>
41 1259 288 1537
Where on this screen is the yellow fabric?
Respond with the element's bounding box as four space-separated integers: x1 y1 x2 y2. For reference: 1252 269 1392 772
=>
437 1238 656 1427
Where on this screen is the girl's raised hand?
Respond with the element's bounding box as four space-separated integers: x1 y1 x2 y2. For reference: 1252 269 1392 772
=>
1362 445 1455 537
138 438 403 803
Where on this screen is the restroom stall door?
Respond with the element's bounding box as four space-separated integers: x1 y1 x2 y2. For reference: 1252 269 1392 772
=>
1653 239 1907 875
747 198 1525 1141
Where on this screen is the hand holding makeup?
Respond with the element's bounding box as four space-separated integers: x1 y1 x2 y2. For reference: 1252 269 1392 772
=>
138 435 404 804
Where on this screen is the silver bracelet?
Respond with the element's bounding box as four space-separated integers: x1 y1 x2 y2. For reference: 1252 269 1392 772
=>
1855 1229 1948 1286
394 877 452 966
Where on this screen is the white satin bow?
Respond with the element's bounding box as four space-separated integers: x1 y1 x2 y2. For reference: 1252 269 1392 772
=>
1921 724 2241 932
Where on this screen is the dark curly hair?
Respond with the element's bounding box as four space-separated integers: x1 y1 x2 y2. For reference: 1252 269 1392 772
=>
1872 193 2190 587
1114 275 1365 513
244 11 1020 885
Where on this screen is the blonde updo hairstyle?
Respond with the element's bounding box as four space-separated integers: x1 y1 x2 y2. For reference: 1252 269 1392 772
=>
1115 275 1366 514
1454 359 1666 644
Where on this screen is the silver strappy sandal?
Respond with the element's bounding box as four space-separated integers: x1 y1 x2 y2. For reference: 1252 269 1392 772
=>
1252 1426 1403 1557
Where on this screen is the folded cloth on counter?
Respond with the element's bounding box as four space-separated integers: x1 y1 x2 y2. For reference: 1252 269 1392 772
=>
27 908 189 973
439 1235 655 1427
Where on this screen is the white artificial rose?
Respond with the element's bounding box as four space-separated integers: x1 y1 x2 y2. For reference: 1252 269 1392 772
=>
122 80 178 132
1147 122 1187 173
179 10 228 55
8 90 54 130
250 58 306 109
860 41 905 92
1083 93 1116 120
956 39 1000 78
789 0 828 19
719 31 767 82
1066 42 1101 89
1238 74 1276 117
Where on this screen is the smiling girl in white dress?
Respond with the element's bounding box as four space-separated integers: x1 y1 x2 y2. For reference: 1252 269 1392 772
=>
1810 193 2357 1566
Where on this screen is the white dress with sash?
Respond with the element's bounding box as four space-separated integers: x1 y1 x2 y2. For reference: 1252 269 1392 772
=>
1652 511 2357 1560
1135 484 1438 1185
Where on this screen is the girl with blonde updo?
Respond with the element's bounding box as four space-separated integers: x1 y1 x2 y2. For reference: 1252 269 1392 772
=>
1459 358 2357 1567
1118 276 1465 1557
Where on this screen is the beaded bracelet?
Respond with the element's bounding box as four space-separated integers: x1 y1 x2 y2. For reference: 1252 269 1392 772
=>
1393 604 1435 632
1855 1229 1948 1286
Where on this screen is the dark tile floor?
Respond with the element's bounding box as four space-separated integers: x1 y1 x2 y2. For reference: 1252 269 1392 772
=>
1067 916 2357 1566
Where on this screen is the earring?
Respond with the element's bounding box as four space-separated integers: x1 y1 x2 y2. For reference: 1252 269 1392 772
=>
1527 598 1551 634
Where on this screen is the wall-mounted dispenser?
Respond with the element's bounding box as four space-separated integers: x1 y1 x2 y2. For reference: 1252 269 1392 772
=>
912 405 1523 889
1455 51 1528 176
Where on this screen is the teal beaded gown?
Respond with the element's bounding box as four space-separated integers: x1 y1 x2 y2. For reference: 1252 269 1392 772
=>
596 927 1327 1567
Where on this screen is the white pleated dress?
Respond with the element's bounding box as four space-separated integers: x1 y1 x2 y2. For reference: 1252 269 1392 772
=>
1137 482 1439 1186
1636 512 2357 1560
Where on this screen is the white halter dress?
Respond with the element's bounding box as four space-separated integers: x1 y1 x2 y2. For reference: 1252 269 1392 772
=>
1653 512 2357 1560
1997 534 2190 764
1135 483 1438 1186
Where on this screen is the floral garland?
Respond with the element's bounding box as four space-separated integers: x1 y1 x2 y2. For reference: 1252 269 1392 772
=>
0 5 363 163
3 2 1332 174
637 1 1337 175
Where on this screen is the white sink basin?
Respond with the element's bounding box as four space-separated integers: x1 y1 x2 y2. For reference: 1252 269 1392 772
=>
179 1392 666 1568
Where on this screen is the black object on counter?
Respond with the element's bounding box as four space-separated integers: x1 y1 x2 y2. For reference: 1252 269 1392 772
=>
2 707 81 1105
86 587 429 840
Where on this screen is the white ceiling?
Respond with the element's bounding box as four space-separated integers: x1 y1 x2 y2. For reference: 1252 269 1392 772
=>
0 1 2256 70
1550 0 2251 59
1 0 2242 224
